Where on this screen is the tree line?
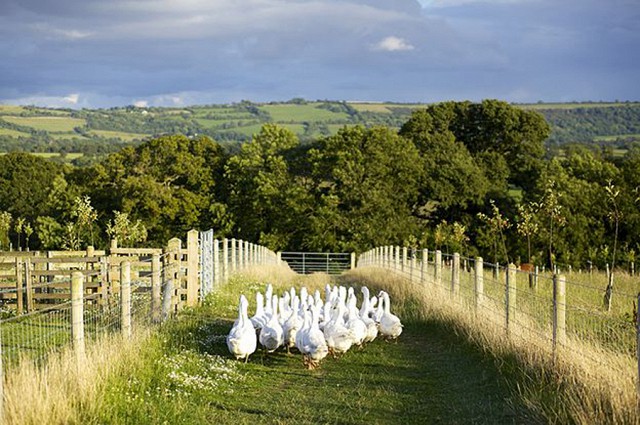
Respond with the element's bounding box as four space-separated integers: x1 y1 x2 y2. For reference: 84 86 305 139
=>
1 100 638 272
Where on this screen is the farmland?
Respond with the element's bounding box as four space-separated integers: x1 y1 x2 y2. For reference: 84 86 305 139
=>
1 100 639 164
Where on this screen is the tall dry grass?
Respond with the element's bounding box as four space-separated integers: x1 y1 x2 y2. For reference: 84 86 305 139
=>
2 329 152 425
344 266 639 424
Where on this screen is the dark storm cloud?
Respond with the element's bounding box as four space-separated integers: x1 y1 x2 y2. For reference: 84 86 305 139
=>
0 0 638 107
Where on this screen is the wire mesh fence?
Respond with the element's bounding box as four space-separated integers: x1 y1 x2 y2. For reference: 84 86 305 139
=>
357 246 639 399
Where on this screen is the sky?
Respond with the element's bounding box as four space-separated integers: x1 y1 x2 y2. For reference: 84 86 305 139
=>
1 0 638 109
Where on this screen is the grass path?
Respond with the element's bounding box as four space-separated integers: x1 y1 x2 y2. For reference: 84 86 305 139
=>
81 271 543 424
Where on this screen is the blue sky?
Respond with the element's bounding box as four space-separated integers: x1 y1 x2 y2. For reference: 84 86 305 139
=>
1 0 638 108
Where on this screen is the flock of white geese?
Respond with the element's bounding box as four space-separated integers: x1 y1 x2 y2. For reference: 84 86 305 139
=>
226 284 403 369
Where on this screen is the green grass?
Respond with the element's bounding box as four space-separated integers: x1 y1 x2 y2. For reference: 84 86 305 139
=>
90 129 150 141
31 152 84 160
518 102 637 110
77 270 538 424
0 127 30 137
2 116 86 132
0 105 26 114
261 103 349 122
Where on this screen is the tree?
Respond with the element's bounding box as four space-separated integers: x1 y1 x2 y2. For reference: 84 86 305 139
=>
224 124 306 250
399 107 490 214
603 181 621 311
516 202 539 264
477 200 511 266
0 211 11 250
85 134 227 244
0 152 64 220
306 125 423 252
106 211 148 246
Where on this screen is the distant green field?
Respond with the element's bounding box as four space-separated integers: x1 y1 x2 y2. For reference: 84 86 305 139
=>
194 118 235 129
2 116 85 132
0 128 30 137
32 152 84 159
261 103 349 122
0 152 84 160
519 102 635 110
349 103 394 113
91 130 149 141
46 133 88 140
0 105 26 114
594 134 640 142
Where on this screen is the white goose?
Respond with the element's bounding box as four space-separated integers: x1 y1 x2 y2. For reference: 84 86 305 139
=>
300 306 329 369
346 293 367 346
226 294 257 362
378 291 403 340
324 301 354 356
359 287 378 343
259 294 284 352
250 291 266 330
283 295 303 353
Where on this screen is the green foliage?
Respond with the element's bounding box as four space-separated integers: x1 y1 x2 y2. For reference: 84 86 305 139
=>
0 211 11 250
87 134 227 245
307 125 423 251
225 124 306 250
106 211 148 246
34 216 64 249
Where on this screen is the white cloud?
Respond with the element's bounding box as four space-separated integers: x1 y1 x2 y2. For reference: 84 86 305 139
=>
63 93 79 104
419 0 534 7
30 23 93 40
133 100 148 107
373 36 415 52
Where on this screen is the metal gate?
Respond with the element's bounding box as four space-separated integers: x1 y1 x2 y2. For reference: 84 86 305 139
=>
280 252 352 275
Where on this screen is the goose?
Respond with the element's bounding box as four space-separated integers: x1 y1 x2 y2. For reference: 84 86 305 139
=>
359 287 378 343
346 299 367 347
378 291 403 340
227 294 257 362
300 306 329 369
373 295 384 324
250 291 266 329
259 294 284 352
324 302 354 356
283 295 303 353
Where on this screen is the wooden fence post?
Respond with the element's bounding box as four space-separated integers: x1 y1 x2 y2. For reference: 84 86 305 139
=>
475 257 484 310
15 258 23 314
213 239 220 288
231 238 237 273
452 253 460 297
99 256 109 305
506 263 517 334
151 253 161 323
410 251 416 282
186 229 199 307
351 252 356 270
24 258 33 313
120 261 132 339
222 238 229 282
553 274 567 353
109 239 120 294
435 250 442 287
161 255 173 322
421 249 428 284
238 239 244 270
71 271 85 365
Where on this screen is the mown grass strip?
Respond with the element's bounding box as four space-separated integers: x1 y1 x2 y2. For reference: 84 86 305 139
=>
77 269 539 425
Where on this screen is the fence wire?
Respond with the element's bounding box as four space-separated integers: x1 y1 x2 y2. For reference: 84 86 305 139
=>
357 247 639 393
